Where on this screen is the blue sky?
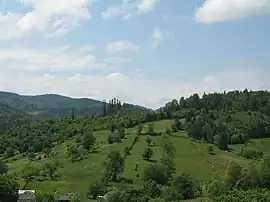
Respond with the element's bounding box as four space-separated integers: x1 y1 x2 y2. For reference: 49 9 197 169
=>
0 0 269 108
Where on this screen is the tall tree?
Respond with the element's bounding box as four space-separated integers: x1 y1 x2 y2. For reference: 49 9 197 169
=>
103 151 124 182
83 131 96 150
0 175 19 202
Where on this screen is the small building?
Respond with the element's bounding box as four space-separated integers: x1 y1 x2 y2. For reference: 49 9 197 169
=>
18 190 35 202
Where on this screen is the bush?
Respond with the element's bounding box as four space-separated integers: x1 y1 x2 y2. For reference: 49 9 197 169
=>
6 147 15 158
87 181 107 199
141 180 162 198
207 145 214 154
0 160 8 174
145 136 152 146
108 133 121 144
172 173 202 200
143 164 169 185
165 127 171 135
240 147 263 159
213 189 270 202
162 186 183 201
142 148 153 161
132 135 139 146
75 136 82 143
124 147 131 157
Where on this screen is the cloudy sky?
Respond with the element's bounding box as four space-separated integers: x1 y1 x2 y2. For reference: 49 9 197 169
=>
0 0 269 108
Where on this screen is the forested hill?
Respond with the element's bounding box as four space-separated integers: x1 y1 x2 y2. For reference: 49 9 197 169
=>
162 89 270 116
0 103 30 133
0 92 105 117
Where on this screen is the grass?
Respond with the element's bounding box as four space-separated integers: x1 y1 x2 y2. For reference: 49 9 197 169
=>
6 119 260 201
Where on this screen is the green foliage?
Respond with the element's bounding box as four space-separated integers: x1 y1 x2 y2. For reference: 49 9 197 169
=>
118 126 126 139
137 124 144 135
43 160 61 180
213 189 270 202
142 147 153 161
124 147 131 157
225 161 243 188
141 180 162 199
172 172 202 200
82 131 96 150
260 154 270 188
207 145 214 154
0 160 8 174
240 146 263 159
103 151 124 182
145 136 152 146
165 127 171 135
148 198 165 202
67 144 86 162
0 174 19 202
147 123 155 136
106 187 150 202
108 132 121 144
161 186 183 201
143 164 169 185
6 147 15 158
87 181 107 199
21 165 40 189
34 193 56 202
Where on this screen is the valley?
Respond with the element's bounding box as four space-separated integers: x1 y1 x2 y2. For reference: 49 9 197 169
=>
0 90 270 202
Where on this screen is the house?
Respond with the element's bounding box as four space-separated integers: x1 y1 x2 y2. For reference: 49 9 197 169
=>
17 190 35 202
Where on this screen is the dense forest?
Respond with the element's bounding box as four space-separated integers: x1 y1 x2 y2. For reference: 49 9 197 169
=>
0 89 270 202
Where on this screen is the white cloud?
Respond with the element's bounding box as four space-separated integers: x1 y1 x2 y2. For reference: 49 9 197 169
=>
151 28 174 48
195 0 270 23
101 0 137 20
107 41 140 53
0 0 93 39
0 47 268 109
138 0 158 13
0 45 98 72
102 0 158 20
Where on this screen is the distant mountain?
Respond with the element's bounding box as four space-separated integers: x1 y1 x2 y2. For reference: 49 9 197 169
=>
0 102 30 133
0 92 104 117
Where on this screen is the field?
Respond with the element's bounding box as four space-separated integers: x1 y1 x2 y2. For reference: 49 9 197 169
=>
5 119 266 202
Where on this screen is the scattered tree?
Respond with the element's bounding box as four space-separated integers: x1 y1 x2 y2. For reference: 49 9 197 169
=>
87 181 107 199
207 145 214 155
142 147 153 161
21 165 40 189
145 136 152 146
83 131 96 150
143 164 169 185
43 161 61 180
0 174 19 202
103 151 124 182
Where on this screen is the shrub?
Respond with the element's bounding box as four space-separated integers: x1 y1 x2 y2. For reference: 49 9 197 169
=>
145 136 152 146
207 145 214 154
240 147 263 159
87 181 107 199
213 189 270 202
143 164 169 185
142 148 153 161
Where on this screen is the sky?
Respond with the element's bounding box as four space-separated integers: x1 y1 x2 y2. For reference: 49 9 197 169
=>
0 0 269 109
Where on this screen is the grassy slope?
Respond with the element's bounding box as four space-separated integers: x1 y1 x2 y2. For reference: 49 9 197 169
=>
7 120 255 202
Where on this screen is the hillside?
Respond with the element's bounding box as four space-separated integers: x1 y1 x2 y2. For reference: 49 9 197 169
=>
0 103 30 133
1 89 270 202
0 92 104 117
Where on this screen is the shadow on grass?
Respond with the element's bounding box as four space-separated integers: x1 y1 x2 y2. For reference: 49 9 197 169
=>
118 177 134 184
143 159 158 163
